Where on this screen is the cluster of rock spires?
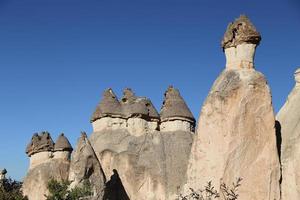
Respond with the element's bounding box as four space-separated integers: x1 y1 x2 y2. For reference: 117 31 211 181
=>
21 15 300 200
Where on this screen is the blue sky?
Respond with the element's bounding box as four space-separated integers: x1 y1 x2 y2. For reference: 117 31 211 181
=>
0 0 299 180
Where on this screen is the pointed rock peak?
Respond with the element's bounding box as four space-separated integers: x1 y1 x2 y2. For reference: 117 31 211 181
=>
222 15 261 49
69 132 106 199
26 131 54 156
160 86 195 123
121 88 136 103
90 88 123 122
295 68 300 85
54 133 73 152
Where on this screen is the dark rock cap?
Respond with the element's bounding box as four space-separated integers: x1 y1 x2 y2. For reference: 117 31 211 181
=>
54 133 73 152
121 88 159 120
91 88 160 122
160 86 195 123
222 15 261 49
26 131 54 156
91 88 123 122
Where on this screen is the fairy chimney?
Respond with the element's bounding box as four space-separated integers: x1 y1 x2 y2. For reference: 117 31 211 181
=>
25 131 54 169
160 86 195 132
120 88 159 135
53 133 73 161
222 15 261 69
91 88 127 132
186 15 280 200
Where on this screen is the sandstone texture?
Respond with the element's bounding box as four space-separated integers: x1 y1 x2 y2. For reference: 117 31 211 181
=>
277 68 300 200
69 132 106 200
186 16 281 200
89 87 195 200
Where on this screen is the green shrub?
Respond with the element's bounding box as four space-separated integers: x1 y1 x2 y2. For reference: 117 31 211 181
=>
46 179 92 200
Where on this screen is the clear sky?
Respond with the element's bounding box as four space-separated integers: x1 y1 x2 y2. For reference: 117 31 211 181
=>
0 0 299 180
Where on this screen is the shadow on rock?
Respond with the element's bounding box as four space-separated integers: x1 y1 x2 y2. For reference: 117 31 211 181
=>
103 169 130 200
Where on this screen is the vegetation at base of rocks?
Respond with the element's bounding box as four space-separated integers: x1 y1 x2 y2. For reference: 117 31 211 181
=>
0 177 28 200
178 178 242 200
46 179 92 200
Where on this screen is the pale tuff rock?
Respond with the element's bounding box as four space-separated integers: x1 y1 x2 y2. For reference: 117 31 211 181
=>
69 132 106 200
23 132 72 200
89 129 193 200
277 68 300 200
186 16 280 200
91 88 159 135
160 86 195 132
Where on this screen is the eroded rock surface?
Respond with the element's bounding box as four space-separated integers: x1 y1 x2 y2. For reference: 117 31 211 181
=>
69 132 106 200
277 68 300 200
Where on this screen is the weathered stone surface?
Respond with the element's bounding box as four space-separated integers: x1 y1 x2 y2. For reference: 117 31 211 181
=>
222 15 261 49
89 128 193 200
277 68 300 200
186 16 280 200
26 132 54 156
186 68 281 200
68 132 106 200
23 157 70 200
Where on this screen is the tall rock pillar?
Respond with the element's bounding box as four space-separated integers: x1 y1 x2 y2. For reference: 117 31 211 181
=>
277 68 300 200
186 15 281 200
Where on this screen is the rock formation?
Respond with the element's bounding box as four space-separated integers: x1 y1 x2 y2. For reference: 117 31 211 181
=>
186 15 281 200
0 169 7 181
277 68 300 199
68 132 106 200
160 86 195 132
89 87 194 200
23 132 72 200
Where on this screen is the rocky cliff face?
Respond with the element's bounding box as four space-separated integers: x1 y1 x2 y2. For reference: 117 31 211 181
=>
277 68 300 200
186 15 281 200
89 87 194 200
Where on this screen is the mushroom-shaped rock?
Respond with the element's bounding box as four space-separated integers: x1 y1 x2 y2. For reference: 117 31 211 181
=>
160 86 195 123
185 16 280 200
54 133 73 152
69 132 106 199
91 88 123 122
26 132 54 157
222 15 261 49
222 15 261 69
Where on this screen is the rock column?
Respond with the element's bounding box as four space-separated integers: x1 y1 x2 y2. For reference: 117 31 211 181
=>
277 68 300 200
186 15 281 200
